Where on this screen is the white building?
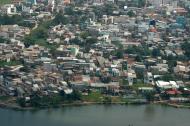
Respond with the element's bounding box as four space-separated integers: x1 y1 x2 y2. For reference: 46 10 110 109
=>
48 0 55 12
155 80 179 89
2 4 17 15
144 72 154 85
127 70 137 86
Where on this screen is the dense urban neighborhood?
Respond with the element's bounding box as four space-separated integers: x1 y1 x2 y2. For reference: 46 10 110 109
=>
0 0 190 109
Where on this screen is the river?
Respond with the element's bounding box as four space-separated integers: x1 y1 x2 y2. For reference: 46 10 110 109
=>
0 105 189 126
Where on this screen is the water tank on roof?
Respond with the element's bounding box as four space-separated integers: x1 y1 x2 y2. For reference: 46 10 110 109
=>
124 6 128 10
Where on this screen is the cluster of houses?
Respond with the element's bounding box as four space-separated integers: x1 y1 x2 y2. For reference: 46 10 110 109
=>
0 0 190 104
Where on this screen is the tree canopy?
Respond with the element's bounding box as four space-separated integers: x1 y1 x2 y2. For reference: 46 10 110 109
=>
53 13 69 25
0 15 23 25
181 41 190 59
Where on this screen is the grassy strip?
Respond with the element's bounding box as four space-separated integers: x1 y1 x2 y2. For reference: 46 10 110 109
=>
0 60 21 67
0 0 11 5
82 91 133 103
82 91 103 102
0 96 10 101
131 83 153 90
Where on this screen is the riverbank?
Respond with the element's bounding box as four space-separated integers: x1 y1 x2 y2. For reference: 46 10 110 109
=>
0 102 34 111
1 100 190 111
0 100 149 111
161 102 190 109
154 101 190 109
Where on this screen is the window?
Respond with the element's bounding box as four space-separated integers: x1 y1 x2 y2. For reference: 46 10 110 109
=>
11 8 15 13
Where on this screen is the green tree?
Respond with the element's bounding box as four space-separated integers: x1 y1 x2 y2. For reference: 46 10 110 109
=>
64 6 74 15
0 37 7 43
80 32 89 39
0 60 21 67
164 55 177 72
23 35 35 47
181 41 190 59
53 13 69 25
0 14 23 25
116 49 124 59
86 37 97 45
103 96 112 104
104 3 118 15
71 90 81 100
135 55 142 62
73 0 85 6
17 98 26 107
125 45 151 56
137 0 146 8
127 10 135 17
145 92 155 102
152 48 160 57
161 74 176 81
93 6 104 18
33 27 48 39
101 76 112 83
23 21 51 48
20 65 30 73
136 71 144 79
69 37 81 45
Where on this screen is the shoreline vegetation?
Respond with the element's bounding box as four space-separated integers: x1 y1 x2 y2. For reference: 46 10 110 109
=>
0 101 140 111
0 100 190 111
0 90 190 111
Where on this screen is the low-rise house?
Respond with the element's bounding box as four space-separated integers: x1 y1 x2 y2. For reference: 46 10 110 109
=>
90 82 119 92
22 45 44 62
32 84 40 92
133 63 146 76
127 70 137 86
165 89 182 96
43 62 57 72
0 25 30 40
138 87 154 93
169 97 190 102
144 72 154 85
150 63 169 74
1 4 17 15
63 88 73 95
174 63 190 79
70 81 88 90
155 80 179 89
16 87 25 97
45 73 63 85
